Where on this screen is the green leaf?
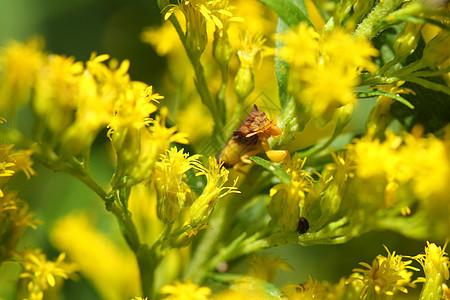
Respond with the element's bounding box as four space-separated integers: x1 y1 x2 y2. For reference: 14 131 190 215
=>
257 0 313 27
404 77 450 96
358 90 415 109
250 156 291 184
275 18 291 109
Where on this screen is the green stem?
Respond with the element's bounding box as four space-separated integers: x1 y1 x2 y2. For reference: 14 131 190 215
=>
2 130 157 298
191 59 225 147
158 0 224 148
353 0 404 40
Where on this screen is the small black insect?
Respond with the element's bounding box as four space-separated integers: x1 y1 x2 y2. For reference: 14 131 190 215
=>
297 217 309 234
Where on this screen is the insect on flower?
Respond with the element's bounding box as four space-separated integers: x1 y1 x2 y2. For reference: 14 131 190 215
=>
297 217 309 234
218 105 289 168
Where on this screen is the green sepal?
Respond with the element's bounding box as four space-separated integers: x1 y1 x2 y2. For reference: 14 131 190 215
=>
250 156 291 184
358 90 415 109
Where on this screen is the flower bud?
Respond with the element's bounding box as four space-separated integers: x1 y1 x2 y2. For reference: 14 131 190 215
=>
234 66 254 100
422 31 450 67
394 23 424 60
189 191 218 225
213 31 233 68
353 0 375 19
268 187 299 233
186 18 208 59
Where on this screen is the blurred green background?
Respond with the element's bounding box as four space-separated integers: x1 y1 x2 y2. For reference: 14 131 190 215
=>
0 1 428 299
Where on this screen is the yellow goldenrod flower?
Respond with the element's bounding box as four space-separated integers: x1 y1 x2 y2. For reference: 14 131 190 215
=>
349 130 450 211
108 83 160 181
278 24 378 120
321 29 378 73
277 23 321 69
268 156 315 233
0 143 16 189
128 183 163 245
233 31 267 99
163 0 234 58
18 249 74 300
247 254 291 282
414 241 449 299
0 193 39 259
59 53 129 156
33 54 84 135
142 21 184 57
108 84 161 139
402 131 450 202
176 100 214 144
283 277 330 300
153 147 201 224
0 38 44 113
128 107 189 184
131 297 148 300
230 0 276 36
50 213 140 300
0 144 36 197
10 149 36 180
189 157 239 225
348 245 417 298
160 280 211 300
300 63 359 117
235 31 267 69
214 277 279 300
0 191 18 215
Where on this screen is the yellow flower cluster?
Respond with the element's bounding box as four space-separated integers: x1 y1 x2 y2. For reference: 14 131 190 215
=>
269 156 330 233
348 246 417 298
0 141 38 261
0 40 191 188
160 280 211 300
278 23 378 119
17 249 74 300
349 129 450 208
153 147 200 224
51 213 140 300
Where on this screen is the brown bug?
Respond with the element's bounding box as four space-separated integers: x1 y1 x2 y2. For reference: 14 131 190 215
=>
218 105 289 168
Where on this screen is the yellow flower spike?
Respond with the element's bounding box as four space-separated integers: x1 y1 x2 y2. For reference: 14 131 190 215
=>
247 254 292 282
18 249 74 300
413 241 450 299
162 0 235 58
268 156 315 233
33 54 84 136
129 107 189 184
153 147 201 224
277 22 321 69
189 157 239 225
160 280 211 300
279 24 378 120
0 38 44 113
283 277 331 300
141 22 184 57
51 213 140 300
348 245 417 298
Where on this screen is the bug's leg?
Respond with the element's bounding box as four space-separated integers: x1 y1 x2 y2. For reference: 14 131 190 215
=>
261 139 290 163
266 150 290 163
